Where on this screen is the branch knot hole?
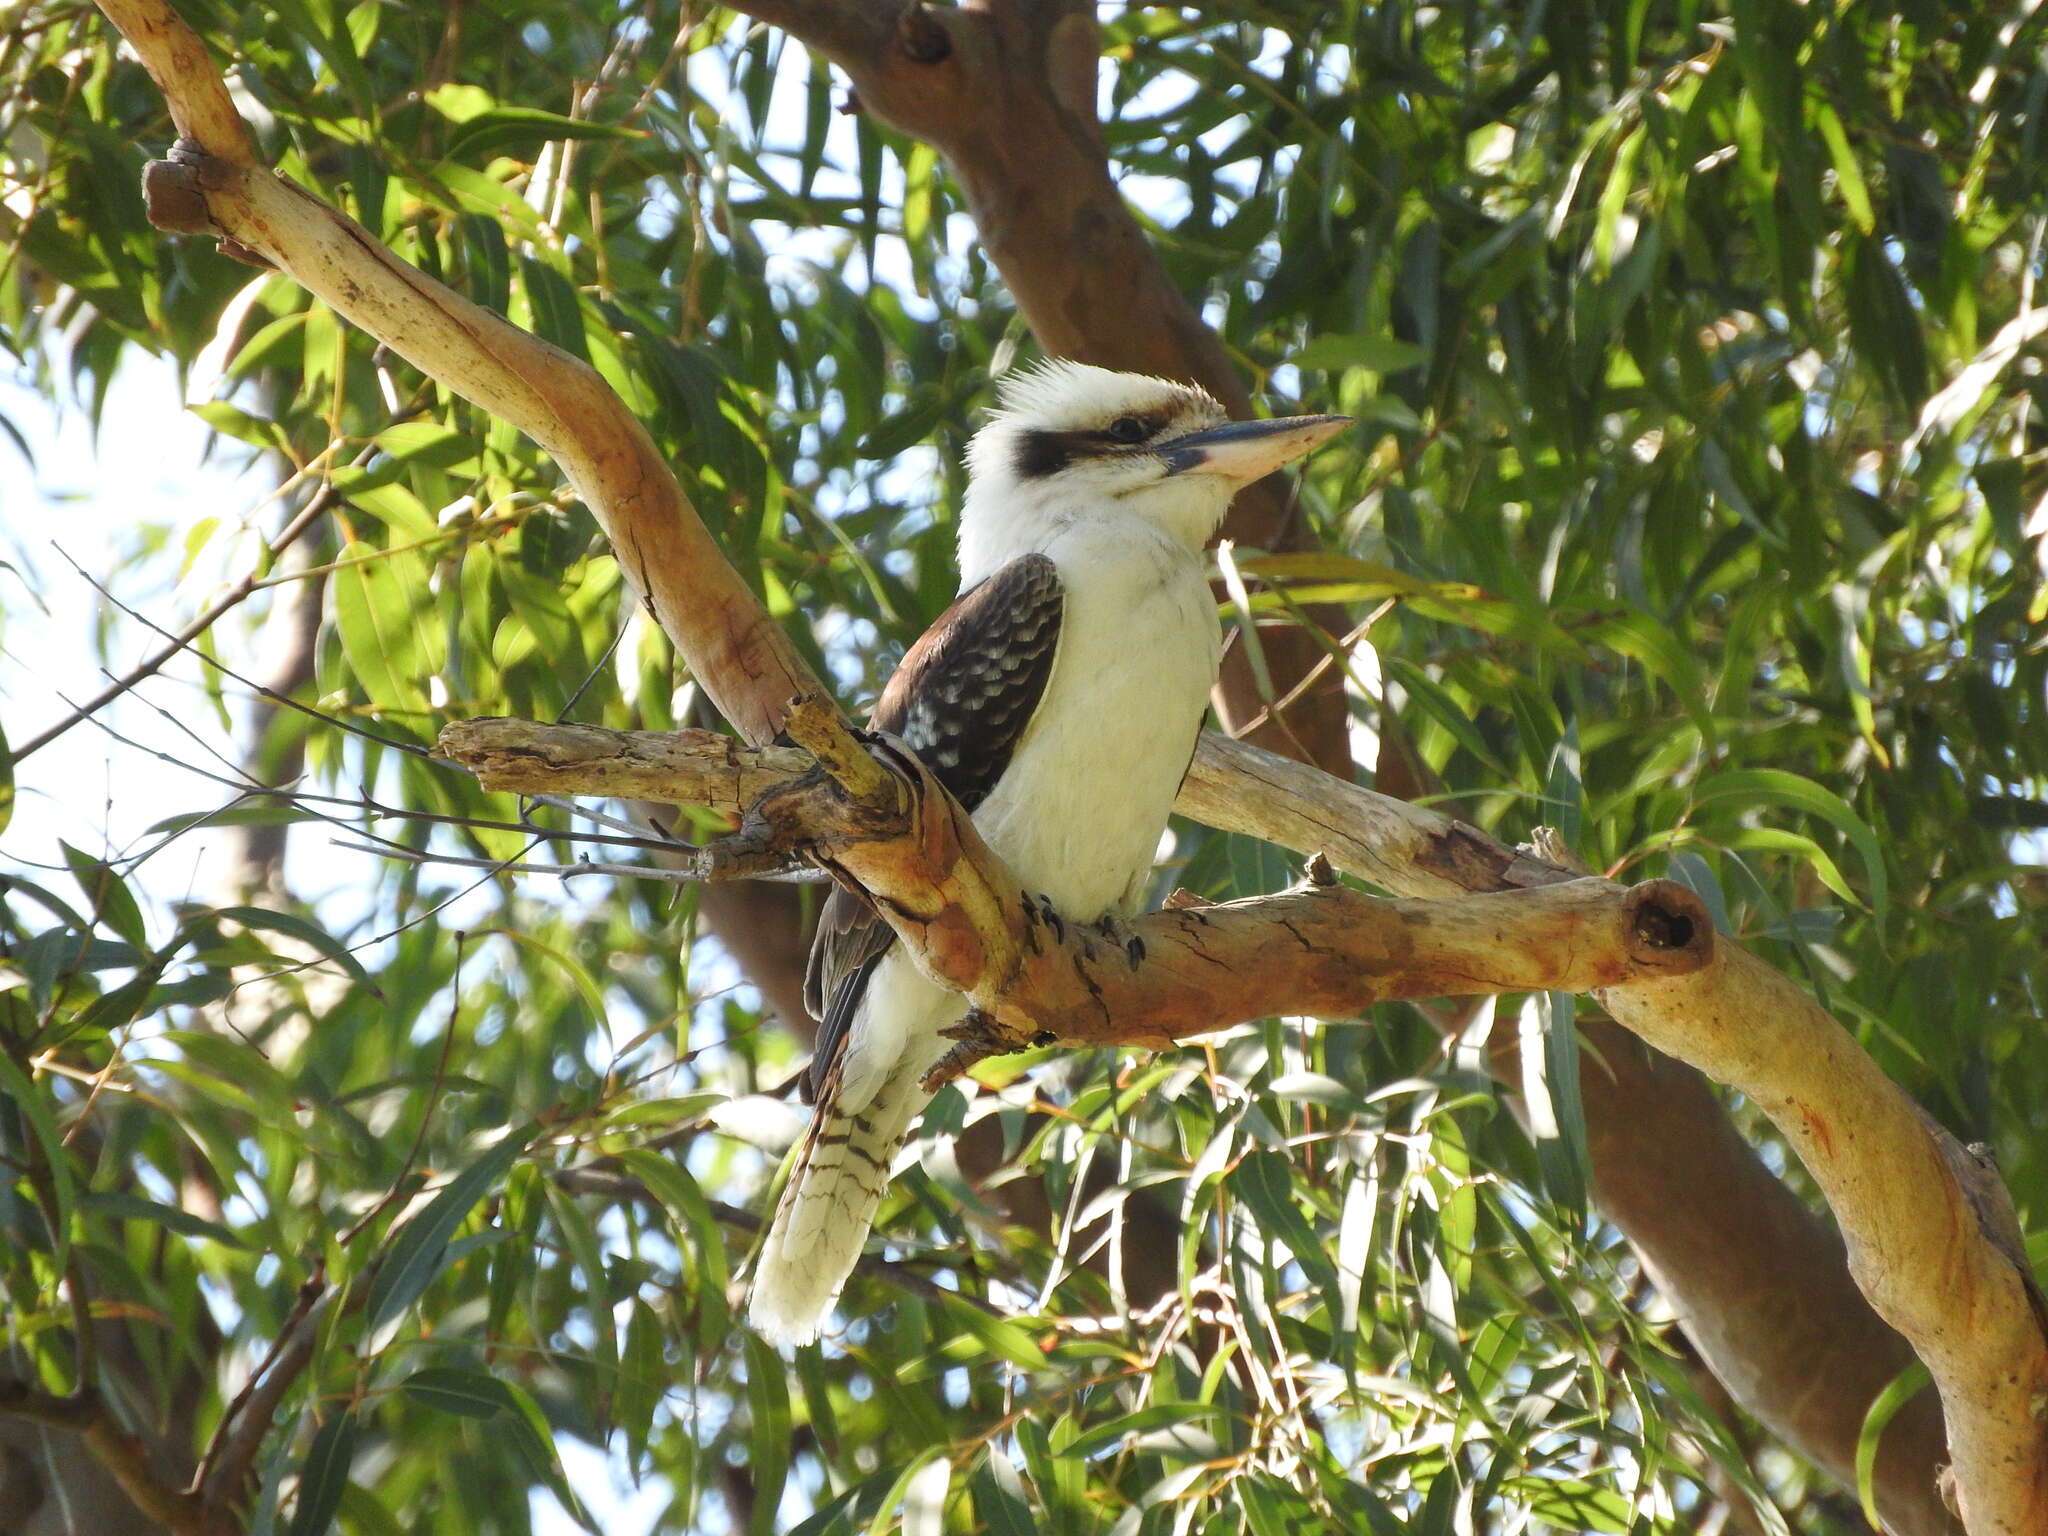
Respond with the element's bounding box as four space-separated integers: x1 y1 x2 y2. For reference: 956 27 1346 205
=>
1634 905 1695 951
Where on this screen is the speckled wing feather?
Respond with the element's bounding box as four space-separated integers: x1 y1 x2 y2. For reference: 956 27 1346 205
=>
800 553 1064 1099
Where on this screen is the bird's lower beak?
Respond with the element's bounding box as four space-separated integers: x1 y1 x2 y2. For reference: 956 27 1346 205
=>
1161 414 1351 483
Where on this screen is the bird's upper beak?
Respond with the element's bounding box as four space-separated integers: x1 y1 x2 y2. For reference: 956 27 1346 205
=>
1160 414 1351 483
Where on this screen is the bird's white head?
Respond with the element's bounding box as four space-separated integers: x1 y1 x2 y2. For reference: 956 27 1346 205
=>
958 360 1348 584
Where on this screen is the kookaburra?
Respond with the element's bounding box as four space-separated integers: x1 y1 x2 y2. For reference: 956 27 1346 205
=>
749 360 1347 1346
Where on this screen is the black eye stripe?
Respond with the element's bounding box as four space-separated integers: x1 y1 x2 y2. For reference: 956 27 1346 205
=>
1011 410 1186 478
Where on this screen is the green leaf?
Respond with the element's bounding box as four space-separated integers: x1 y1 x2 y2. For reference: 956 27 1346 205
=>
929 1294 1048 1374
330 539 437 719
0 718 13 837
81 1190 247 1249
617 1297 666 1469
614 1148 729 1350
447 107 638 165
497 1376 588 1523
742 1334 791 1536
286 1409 357 1536
1058 1403 1225 1460
1689 769 1889 921
210 906 376 991
972 1453 1036 1536
146 805 323 837
367 1122 537 1329
1229 1150 1340 1306
1290 334 1428 374
60 842 147 950
402 1365 519 1419
1520 992 1590 1234
1856 1361 1932 1528
1812 100 1874 234
0 1049 73 1271
856 384 950 460
518 256 590 363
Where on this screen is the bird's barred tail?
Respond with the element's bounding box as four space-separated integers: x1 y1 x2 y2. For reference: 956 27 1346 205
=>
748 1070 928 1347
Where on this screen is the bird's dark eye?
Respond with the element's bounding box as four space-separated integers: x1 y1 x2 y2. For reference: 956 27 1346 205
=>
1106 416 1149 444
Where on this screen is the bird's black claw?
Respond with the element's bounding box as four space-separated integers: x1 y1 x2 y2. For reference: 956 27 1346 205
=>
1126 934 1145 969
1037 895 1065 944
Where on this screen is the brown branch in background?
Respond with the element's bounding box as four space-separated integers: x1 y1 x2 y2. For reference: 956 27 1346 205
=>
738 0 1351 772
0 1381 234 1536
228 512 331 896
192 1278 329 1510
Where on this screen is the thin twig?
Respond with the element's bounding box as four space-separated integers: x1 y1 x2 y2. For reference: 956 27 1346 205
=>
331 840 829 885
54 549 433 759
15 483 338 762
190 1268 329 1505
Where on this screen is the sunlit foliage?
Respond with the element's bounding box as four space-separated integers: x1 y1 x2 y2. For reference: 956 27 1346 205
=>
1 2 2043 1532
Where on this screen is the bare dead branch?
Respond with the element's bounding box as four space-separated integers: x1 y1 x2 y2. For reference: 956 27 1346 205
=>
435 717 815 808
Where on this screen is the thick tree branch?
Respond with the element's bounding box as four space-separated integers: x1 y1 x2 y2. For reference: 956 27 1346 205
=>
442 714 2040 1533
0 1382 234 1536
1192 734 2040 1535
436 716 1709 1055
105 0 820 748
1602 960 2048 1535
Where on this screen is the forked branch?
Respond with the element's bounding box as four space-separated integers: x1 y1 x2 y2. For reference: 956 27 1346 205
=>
437 716 1713 1060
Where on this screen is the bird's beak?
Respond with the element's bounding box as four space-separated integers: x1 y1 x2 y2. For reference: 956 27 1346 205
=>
1160 414 1351 483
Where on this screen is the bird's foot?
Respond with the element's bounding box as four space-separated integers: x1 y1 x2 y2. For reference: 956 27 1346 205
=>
1032 893 1066 945
1093 913 1146 970
924 1009 1042 1090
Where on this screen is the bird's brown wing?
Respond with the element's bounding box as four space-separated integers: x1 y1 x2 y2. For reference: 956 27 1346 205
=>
800 553 1064 1101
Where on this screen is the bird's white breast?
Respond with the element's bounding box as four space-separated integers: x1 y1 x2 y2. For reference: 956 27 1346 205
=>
968 520 1220 920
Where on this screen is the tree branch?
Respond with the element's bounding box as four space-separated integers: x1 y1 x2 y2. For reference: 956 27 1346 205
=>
0 1381 236 1536
103 0 822 748
436 716 1710 1055
441 713 2045 1534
